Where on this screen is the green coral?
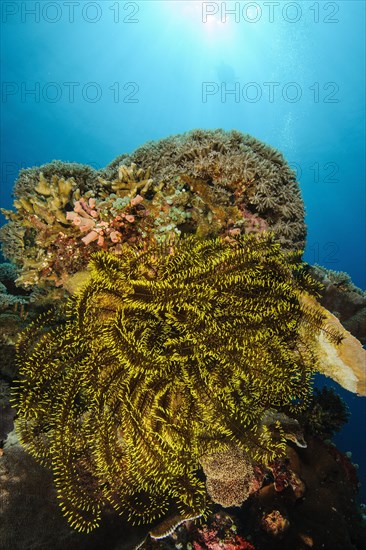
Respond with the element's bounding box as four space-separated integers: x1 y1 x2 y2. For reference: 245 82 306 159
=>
12 233 341 532
0 262 18 283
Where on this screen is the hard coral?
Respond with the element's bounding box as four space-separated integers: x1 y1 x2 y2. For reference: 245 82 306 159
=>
0 167 155 291
200 445 263 507
0 173 81 289
12 160 100 198
13 233 340 532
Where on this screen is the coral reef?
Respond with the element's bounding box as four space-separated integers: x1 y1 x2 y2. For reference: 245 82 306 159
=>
0 261 49 379
2 132 365 548
248 438 366 549
12 160 101 199
0 263 32 381
1 173 86 291
112 129 306 250
138 510 256 550
0 262 54 452
0 262 19 287
0 263 29 312
12 233 338 532
310 265 366 345
1 130 306 293
0 165 151 291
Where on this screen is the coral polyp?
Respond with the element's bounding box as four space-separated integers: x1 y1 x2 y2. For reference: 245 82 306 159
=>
12 233 341 532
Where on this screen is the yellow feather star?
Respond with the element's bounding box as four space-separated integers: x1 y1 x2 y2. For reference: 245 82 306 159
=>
12 232 341 531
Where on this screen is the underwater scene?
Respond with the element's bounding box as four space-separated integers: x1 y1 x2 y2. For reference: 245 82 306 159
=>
0 1 365 549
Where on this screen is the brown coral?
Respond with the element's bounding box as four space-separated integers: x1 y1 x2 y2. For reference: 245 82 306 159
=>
200 445 263 507
0 173 81 289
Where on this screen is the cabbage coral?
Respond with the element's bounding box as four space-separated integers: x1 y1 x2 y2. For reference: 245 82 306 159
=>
12 233 342 532
200 445 262 507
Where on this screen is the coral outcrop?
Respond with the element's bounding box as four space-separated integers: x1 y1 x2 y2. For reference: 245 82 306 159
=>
137 439 366 549
112 129 306 249
0 174 82 289
2 131 365 549
1 130 306 293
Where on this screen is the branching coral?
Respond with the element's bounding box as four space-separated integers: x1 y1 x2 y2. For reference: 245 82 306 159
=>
12 160 101 199
0 167 157 291
0 173 81 289
12 233 342 532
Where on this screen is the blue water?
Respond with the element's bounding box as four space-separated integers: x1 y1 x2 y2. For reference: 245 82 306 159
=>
1 1 365 498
